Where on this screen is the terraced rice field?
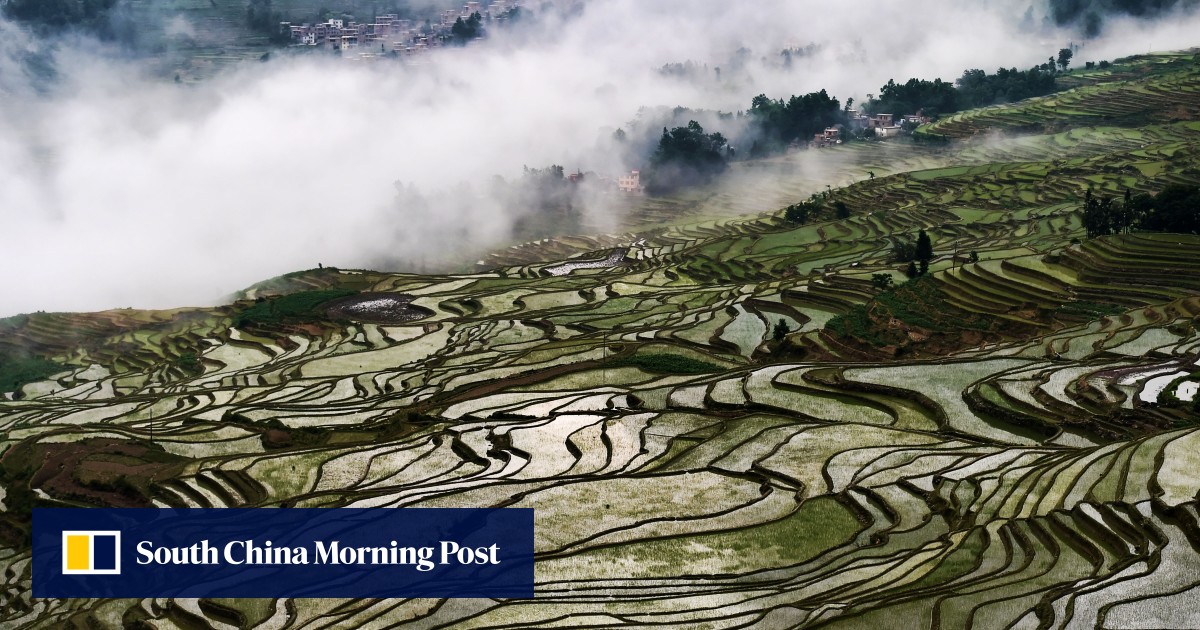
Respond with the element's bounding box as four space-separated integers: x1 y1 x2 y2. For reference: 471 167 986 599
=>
4 50 1200 629
921 50 1200 140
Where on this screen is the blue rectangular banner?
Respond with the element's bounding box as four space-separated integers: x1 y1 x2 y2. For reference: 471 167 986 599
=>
33 508 535 598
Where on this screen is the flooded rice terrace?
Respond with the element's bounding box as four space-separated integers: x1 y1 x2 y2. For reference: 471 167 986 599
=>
323 293 434 324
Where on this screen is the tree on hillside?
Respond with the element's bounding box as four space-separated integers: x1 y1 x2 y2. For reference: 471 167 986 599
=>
916 229 933 275
247 0 273 31
246 0 290 43
868 77 957 118
1082 189 1122 238
773 319 790 342
1058 48 1074 71
644 121 729 194
748 90 843 152
872 274 894 290
785 203 813 224
834 201 850 219
1112 188 1136 234
451 11 483 44
955 66 1057 109
1129 184 1200 233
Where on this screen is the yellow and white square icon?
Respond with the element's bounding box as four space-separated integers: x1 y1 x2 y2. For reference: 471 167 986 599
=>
62 531 121 575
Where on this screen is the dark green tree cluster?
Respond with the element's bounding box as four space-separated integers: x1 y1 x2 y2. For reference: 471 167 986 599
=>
246 0 272 30
246 0 290 44
784 199 825 224
748 90 843 151
870 59 1061 118
1088 185 1200 237
644 121 729 194
868 78 958 118
450 11 483 44
1129 185 1200 233
1082 189 1128 238
175 352 203 376
955 66 1058 109
705 51 1068 161
784 204 809 224
0 352 65 397
1057 48 1074 71
1 0 116 28
916 229 934 275
233 289 357 328
607 353 724 375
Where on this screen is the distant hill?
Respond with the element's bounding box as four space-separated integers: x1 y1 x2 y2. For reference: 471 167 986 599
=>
1047 0 1200 36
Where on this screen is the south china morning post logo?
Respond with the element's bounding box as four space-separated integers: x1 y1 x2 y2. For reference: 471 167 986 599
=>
34 508 534 599
61 531 121 575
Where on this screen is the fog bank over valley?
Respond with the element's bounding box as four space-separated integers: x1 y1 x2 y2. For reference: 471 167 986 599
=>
3 0 1200 315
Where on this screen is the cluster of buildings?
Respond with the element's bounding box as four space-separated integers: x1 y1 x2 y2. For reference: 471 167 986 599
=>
617 170 644 194
281 2 520 55
811 110 930 148
436 2 516 27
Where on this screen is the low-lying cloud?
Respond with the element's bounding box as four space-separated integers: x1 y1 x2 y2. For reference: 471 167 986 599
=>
2 0 1199 316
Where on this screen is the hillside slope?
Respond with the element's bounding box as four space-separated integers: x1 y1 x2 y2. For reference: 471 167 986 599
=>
3 50 1200 629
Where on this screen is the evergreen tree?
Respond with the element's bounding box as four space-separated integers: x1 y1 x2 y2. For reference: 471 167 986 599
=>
870 77 958 118
915 229 933 273
1134 184 1200 233
955 66 1058 110
1083 189 1122 238
451 11 483 44
1083 189 1095 237
644 121 729 194
1057 48 1073 71
748 90 843 153
784 203 810 224
1122 188 1133 233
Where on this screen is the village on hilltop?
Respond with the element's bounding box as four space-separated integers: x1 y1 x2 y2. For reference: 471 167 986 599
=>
277 1 932 194
280 2 521 56
810 110 930 148
610 109 933 196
